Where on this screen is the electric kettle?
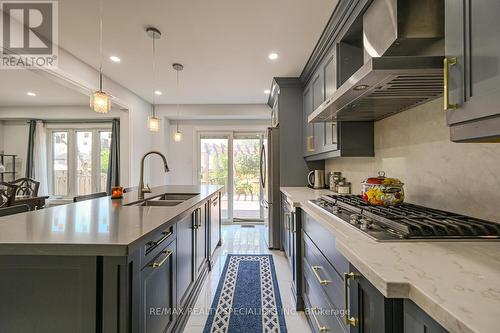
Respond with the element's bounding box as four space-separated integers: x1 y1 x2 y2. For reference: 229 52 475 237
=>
308 170 325 189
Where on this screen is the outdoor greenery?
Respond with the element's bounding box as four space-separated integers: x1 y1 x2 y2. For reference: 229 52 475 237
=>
212 153 228 186
234 152 259 200
100 148 110 174
201 139 260 201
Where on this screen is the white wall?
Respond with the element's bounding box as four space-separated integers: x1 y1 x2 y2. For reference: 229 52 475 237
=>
325 98 500 222
0 121 28 177
167 119 269 185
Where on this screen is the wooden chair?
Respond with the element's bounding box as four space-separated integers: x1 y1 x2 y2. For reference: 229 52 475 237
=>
0 182 17 208
73 192 107 203
8 178 40 197
0 204 30 217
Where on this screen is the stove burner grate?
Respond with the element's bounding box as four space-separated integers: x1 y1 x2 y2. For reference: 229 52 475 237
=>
320 195 500 239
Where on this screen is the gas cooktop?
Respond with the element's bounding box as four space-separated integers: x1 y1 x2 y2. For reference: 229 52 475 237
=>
309 194 500 241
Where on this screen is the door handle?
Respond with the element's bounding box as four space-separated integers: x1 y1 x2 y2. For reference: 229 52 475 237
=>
197 208 202 227
155 230 173 247
444 57 459 111
312 266 331 285
343 272 358 326
310 307 329 332
284 212 290 230
259 144 266 189
149 250 173 269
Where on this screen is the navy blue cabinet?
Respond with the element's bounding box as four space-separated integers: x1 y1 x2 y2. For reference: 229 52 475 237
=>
176 214 195 308
348 264 403 333
403 300 448 333
281 192 303 310
140 240 177 333
445 0 500 142
300 210 448 333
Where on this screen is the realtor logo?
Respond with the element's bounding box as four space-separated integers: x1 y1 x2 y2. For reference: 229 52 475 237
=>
0 1 58 69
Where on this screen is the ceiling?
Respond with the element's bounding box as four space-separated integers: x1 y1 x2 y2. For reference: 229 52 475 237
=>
0 70 89 107
57 0 338 104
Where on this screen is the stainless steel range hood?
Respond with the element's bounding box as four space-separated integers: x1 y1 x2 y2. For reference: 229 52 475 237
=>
309 0 445 123
308 56 444 122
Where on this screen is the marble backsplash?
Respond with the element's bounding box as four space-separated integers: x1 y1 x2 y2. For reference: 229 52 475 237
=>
325 98 500 222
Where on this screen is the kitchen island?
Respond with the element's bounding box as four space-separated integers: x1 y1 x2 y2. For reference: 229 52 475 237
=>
281 187 500 333
0 185 223 333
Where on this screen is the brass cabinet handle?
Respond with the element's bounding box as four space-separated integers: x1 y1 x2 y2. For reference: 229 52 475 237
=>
312 266 332 285
307 136 315 152
343 272 358 326
311 307 329 332
155 230 173 246
444 57 459 111
284 212 290 230
150 250 173 269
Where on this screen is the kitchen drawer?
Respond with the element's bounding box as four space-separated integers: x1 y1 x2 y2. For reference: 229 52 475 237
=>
303 258 347 333
303 232 345 313
303 212 349 276
141 224 176 269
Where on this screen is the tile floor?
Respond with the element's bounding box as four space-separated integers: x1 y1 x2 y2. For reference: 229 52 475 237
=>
183 224 311 333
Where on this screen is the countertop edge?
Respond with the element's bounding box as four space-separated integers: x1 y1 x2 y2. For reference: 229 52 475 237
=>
0 185 223 257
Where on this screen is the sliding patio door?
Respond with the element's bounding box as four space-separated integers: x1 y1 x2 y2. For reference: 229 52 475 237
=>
199 135 231 221
198 132 263 223
232 134 262 222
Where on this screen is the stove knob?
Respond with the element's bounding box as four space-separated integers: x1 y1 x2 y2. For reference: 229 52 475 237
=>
349 214 362 225
360 218 373 230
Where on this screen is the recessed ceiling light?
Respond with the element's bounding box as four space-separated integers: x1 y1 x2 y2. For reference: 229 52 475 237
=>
109 55 121 63
268 53 279 60
264 89 271 94
154 90 163 96
26 92 36 97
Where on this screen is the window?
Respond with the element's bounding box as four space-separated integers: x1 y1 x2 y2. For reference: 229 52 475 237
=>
49 128 111 198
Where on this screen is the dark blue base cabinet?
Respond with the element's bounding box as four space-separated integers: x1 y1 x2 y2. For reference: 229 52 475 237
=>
301 211 448 333
0 192 221 333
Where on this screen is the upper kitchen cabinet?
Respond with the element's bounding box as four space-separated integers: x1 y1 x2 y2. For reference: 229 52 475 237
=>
303 86 315 155
445 0 500 142
301 3 374 161
267 78 309 181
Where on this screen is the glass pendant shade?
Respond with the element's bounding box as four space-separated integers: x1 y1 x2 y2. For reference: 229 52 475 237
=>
174 130 182 142
90 90 111 113
148 115 160 132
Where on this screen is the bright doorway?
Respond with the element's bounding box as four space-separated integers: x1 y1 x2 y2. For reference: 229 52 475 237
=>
198 132 264 223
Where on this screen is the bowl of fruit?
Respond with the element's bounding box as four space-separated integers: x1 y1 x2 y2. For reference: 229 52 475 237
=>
361 171 404 206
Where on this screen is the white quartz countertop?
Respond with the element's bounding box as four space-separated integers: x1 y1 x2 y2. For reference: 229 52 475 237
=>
0 185 223 256
281 186 500 333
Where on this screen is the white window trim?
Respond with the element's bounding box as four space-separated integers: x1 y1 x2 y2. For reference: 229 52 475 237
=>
47 125 112 199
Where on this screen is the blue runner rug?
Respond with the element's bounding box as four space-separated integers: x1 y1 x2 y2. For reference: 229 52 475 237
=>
203 254 288 333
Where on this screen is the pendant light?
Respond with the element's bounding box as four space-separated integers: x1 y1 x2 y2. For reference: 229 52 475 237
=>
146 27 161 132
90 0 111 113
172 63 183 142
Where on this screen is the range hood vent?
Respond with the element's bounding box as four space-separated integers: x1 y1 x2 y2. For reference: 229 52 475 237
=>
309 0 444 123
308 56 444 122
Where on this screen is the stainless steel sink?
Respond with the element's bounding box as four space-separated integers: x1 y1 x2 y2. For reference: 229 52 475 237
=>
157 193 198 201
139 200 184 207
133 193 199 207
